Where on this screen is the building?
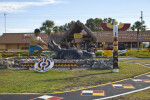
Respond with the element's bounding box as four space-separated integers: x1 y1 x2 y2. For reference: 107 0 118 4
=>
0 21 150 50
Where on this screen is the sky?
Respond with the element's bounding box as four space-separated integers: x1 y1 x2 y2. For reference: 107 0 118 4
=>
0 0 150 35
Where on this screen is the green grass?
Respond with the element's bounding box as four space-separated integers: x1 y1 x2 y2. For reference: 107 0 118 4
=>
126 50 150 58
119 59 150 63
107 89 150 100
0 62 150 93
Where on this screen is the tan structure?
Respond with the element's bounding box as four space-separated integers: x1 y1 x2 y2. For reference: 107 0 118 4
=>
0 33 48 50
0 31 150 50
0 21 150 50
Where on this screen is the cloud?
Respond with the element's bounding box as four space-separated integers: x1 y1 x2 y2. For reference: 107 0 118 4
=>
0 0 66 13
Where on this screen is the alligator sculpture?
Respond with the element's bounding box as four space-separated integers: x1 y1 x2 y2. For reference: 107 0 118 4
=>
48 40 95 59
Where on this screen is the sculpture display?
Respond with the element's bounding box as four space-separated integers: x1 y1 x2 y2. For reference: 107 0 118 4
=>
101 21 130 72
48 40 95 59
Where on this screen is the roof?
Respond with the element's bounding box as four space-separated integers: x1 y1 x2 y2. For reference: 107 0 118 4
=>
97 31 150 43
61 20 97 42
0 33 49 44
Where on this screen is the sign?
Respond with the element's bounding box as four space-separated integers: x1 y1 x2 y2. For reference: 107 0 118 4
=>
74 33 82 38
34 58 54 72
102 42 105 45
104 50 112 56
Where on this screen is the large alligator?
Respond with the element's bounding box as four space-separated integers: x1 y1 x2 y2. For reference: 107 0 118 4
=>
48 40 95 59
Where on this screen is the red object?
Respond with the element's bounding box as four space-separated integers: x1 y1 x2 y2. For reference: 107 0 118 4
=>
101 23 130 31
101 23 113 31
118 24 130 31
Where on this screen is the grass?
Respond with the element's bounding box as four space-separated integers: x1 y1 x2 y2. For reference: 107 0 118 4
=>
0 62 150 93
107 89 150 100
119 59 150 63
126 50 150 58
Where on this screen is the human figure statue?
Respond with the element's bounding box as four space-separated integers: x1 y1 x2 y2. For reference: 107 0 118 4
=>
23 29 48 59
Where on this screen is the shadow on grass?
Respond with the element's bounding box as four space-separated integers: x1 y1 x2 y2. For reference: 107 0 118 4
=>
40 71 113 82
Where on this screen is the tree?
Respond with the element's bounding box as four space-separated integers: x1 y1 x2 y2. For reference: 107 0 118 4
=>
130 25 135 31
68 21 75 28
53 26 59 33
59 25 65 32
94 18 103 31
131 21 143 50
86 18 115 31
40 20 54 39
85 18 95 31
59 21 75 32
103 17 115 25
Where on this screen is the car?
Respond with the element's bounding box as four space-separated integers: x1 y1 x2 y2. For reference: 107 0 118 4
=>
107 45 113 50
118 44 125 50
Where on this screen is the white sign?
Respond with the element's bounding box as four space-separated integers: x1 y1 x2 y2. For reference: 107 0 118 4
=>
34 58 54 72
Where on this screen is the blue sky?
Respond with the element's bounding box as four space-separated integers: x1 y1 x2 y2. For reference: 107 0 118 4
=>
0 0 150 35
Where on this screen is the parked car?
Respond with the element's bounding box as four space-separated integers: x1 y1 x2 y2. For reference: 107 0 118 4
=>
107 45 113 50
118 44 125 50
107 44 125 50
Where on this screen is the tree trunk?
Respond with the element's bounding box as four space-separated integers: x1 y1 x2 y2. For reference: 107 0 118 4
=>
137 29 139 51
48 32 51 42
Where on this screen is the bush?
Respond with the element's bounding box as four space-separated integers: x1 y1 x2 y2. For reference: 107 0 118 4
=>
95 51 102 56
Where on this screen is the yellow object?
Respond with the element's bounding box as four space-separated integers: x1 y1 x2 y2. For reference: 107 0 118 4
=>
118 23 124 29
0 53 2 59
144 80 150 82
123 86 134 89
74 33 82 38
74 64 77 66
106 23 113 29
113 36 118 38
18 53 20 57
102 42 105 45
68 64 70 66
113 41 118 46
114 21 118 25
113 46 118 51
93 93 105 96
104 50 112 56
24 34 45 45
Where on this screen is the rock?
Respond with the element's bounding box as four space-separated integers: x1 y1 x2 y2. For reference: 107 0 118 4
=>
83 64 91 68
77 60 85 65
92 61 100 69
0 59 4 65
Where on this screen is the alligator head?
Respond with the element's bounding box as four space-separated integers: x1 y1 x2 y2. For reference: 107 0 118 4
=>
48 40 61 53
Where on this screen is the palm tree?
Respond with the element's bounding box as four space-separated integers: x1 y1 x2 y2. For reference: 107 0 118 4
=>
130 25 135 31
40 20 54 40
131 21 142 50
53 26 59 34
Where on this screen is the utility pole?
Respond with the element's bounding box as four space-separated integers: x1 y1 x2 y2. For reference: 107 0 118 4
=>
140 11 143 49
4 13 7 33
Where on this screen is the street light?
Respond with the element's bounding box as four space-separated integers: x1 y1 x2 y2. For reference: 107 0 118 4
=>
4 13 6 33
